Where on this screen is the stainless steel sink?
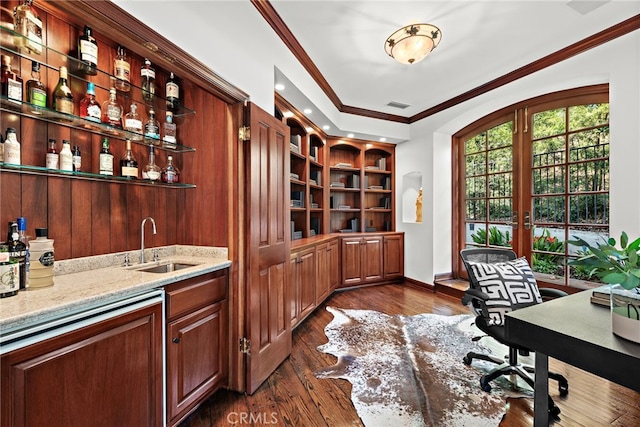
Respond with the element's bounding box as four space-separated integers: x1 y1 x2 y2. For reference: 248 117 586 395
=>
133 262 198 274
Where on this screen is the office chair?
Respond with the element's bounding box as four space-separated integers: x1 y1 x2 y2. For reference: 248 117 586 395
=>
460 247 569 417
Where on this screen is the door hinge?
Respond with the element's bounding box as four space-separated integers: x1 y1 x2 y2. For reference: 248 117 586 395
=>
239 126 250 141
240 337 251 354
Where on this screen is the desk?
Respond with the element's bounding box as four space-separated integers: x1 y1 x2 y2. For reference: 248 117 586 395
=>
505 290 640 426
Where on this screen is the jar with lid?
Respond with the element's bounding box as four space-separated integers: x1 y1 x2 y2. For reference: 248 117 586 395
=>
28 228 54 288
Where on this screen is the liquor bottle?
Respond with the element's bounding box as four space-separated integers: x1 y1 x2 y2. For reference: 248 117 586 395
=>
27 227 55 288
46 138 59 169
1 55 23 105
142 145 161 181
59 140 73 172
124 102 143 141
79 82 102 123
141 58 156 102
101 87 123 128
53 66 74 115
120 139 138 179
162 111 177 149
16 217 29 288
0 134 4 162
77 25 98 75
26 60 46 111
5 221 27 291
165 72 180 113
144 108 160 145
12 0 42 55
113 44 131 92
0 248 19 298
3 128 20 165
161 155 180 183
72 145 82 172
99 138 114 176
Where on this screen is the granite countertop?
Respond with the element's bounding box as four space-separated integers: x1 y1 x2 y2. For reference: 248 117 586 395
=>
0 245 231 335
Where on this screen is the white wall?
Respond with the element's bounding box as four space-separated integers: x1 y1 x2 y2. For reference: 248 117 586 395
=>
398 31 640 284
114 1 640 285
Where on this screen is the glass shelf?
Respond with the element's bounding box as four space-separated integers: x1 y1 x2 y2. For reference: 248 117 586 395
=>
0 25 195 117
0 163 196 188
1 96 195 153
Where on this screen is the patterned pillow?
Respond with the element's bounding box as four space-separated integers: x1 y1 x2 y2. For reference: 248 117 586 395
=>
467 257 542 326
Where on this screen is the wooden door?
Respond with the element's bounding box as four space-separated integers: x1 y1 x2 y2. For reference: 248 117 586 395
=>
384 233 405 279
245 103 291 394
362 235 384 282
341 237 364 287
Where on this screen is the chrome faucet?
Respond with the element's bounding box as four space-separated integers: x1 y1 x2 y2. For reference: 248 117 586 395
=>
140 216 157 263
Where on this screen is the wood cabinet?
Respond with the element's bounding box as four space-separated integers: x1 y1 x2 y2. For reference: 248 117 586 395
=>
384 233 405 279
340 235 384 287
315 238 339 304
165 269 228 427
0 301 163 427
290 246 317 327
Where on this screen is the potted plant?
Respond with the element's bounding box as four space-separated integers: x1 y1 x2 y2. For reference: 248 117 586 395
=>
568 231 640 343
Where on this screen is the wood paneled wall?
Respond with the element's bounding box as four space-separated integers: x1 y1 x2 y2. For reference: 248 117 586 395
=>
0 1 233 259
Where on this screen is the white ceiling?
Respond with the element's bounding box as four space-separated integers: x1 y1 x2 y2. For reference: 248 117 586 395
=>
269 1 638 128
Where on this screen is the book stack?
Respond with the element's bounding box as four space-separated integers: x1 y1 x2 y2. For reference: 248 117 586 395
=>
380 196 390 209
290 135 301 153
291 190 304 208
310 170 321 186
591 287 611 307
309 145 318 162
376 157 386 171
348 174 360 189
290 172 299 180
330 182 345 188
334 162 352 168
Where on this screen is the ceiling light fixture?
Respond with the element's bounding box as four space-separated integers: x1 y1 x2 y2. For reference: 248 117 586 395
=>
385 23 442 65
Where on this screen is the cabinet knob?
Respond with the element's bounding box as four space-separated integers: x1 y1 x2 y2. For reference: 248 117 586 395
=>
172 337 181 344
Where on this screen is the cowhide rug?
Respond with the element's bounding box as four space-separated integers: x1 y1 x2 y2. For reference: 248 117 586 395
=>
316 307 532 426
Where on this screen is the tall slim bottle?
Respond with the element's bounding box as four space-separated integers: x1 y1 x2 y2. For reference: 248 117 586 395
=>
17 217 29 288
141 59 156 102
26 60 46 111
77 25 98 75
99 138 114 176
53 66 74 115
113 45 131 92
165 72 180 113
120 139 138 179
5 221 27 291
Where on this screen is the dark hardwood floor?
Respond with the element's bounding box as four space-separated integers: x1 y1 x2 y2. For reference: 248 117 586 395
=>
180 283 640 427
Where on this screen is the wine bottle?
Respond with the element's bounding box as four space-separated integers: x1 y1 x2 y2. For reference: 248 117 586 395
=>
12 0 42 55
120 139 138 179
162 111 177 149
1 55 23 105
46 138 59 169
161 155 180 183
113 45 131 92
101 87 123 129
53 66 74 115
99 138 114 176
79 82 101 123
165 72 180 113
5 221 27 291
77 25 98 75
141 58 156 102
72 145 82 172
26 60 46 111
142 145 161 181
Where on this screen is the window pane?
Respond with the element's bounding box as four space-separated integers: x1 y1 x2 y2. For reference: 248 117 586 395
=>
466 176 486 198
569 104 609 131
465 133 486 154
466 199 486 221
569 160 609 192
569 128 610 161
533 196 565 223
488 173 512 198
488 147 512 173
532 136 565 167
489 198 512 222
487 122 513 149
532 108 566 139
465 153 486 176
569 194 609 224
533 165 565 194
532 227 565 276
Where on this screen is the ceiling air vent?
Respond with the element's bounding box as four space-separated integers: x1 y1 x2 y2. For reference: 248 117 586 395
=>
386 101 410 109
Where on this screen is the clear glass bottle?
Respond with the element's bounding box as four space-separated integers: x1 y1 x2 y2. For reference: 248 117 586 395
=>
1 55 23 105
113 44 130 92
79 82 101 123
77 25 98 75
46 138 59 169
99 137 114 176
161 155 180 183
120 139 138 179
59 140 73 172
12 0 42 55
165 72 180 113
72 145 82 172
53 66 74 115
144 108 161 145
5 221 27 291
101 87 123 129
162 111 177 149
26 60 46 111
142 145 161 181
141 58 156 102
3 127 20 165
124 102 143 141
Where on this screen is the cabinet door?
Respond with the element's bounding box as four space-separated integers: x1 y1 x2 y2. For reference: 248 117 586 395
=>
298 247 316 321
315 242 330 304
341 237 364 287
290 252 301 327
362 236 384 282
1 303 162 427
167 301 227 426
328 239 340 291
384 234 405 279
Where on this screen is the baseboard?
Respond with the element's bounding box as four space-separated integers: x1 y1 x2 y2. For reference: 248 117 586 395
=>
404 277 435 291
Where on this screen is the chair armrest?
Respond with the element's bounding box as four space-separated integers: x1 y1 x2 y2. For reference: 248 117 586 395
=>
539 288 569 300
461 288 490 305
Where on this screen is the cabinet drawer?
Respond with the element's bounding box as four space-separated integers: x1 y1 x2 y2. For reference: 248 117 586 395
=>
166 270 227 320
